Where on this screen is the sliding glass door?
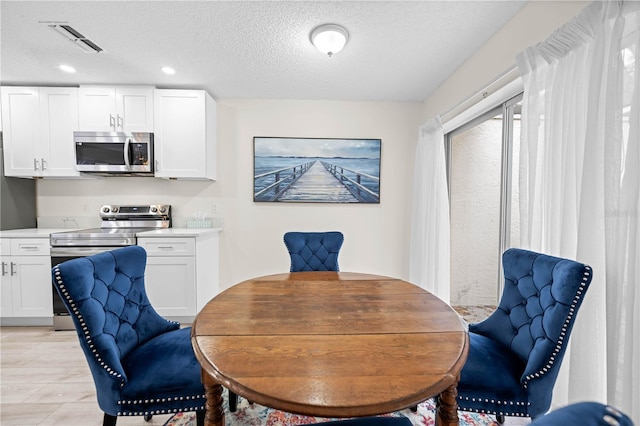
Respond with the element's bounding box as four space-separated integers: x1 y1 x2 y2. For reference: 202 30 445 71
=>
446 94 522 307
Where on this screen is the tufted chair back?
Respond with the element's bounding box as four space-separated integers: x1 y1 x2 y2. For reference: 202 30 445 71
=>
284 231 344 272
457 248 593 420
52 246 205 426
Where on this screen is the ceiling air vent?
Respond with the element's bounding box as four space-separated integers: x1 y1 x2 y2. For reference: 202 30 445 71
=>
48 23 104 53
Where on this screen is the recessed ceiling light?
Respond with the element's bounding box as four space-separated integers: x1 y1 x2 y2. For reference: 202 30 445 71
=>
162 67 176 75
58 64 76 73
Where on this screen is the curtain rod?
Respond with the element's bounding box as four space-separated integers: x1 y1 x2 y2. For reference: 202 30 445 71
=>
441 64 520 124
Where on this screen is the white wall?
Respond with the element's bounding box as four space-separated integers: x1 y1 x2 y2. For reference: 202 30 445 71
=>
37 100 421 290
421 1 589 121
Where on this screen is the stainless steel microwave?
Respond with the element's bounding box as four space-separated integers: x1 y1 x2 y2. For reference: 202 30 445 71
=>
74 131 153 175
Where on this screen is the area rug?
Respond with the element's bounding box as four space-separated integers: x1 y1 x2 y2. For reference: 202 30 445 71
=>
163 393 499 426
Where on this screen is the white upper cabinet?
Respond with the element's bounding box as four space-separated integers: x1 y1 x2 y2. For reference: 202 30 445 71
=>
153 89 216 180
39 87 81 177
1 86 79 178
78 86 153 132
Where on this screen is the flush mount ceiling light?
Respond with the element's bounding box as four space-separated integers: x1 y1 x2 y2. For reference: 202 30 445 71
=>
310 24 349 57
161 66 176 75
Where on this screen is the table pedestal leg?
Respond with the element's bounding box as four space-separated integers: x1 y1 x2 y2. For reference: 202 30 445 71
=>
201 369 224 426
435 380 459 426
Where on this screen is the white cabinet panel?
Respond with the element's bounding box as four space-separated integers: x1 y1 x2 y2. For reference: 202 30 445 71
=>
1 87 40 176
0 240 12 317
1 86 79 178
117 89 154 131
77 86 115 131
153 89 216 180
0 237 52 318
40 88 80 176
79 86 153 132
138 232 220 318
10 256 52 317
144 256 196 317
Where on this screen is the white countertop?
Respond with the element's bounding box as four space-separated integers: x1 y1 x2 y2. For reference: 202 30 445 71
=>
0 228 73 238
136 228 222 237
0 227 222 239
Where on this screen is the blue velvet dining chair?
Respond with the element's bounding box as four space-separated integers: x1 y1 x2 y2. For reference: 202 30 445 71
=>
529 402 634 426
456 248 593 424
51 245 205 426
283 231 344 272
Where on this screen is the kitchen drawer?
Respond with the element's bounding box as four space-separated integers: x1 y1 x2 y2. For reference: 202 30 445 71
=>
138 238 195 256
10 239 50 256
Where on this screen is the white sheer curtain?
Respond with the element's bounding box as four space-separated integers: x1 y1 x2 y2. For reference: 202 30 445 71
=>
409 117 450 304
516 0 639 421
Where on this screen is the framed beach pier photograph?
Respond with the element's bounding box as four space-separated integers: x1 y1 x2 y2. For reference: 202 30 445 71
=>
253 137 381 203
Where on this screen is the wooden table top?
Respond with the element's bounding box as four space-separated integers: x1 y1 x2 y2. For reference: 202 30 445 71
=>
191 272 469 418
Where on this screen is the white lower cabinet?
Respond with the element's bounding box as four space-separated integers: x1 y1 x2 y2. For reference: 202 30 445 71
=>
137 231 220 320
145 255 196 317
0 238 52 320
139 238 196 317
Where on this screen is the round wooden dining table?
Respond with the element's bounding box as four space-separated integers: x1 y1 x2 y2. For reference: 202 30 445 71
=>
191 272 469 426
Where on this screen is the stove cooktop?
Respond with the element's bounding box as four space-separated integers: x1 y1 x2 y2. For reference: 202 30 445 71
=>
50 204 172 247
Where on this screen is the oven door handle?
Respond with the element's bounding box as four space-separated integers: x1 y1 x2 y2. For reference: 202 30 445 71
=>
51 247 128 257
124 138 132 169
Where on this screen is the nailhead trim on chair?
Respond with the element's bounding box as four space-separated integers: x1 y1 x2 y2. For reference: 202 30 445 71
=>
521 266 592 389
457 265 593 418
117 404 204 416
117 395 206 405
458 396 531 417
53 265 203 416
53 267 125 380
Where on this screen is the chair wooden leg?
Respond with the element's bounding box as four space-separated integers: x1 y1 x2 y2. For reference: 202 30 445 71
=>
196 410 205 426
495 414 505 424
410 405 417 412
229 390 238 412
144 414 153 422
103 413 117 426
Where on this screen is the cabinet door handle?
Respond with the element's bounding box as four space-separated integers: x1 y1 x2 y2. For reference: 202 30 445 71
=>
157 246 174 250
34 158 40 171
41 158 47 171
1 262 6 276
110 114 116 130
155 160 159 172
10 262 16 276
117 114 123 129
19 245 40 251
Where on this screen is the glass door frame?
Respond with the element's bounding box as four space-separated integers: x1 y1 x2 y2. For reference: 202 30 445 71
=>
445 92 523 302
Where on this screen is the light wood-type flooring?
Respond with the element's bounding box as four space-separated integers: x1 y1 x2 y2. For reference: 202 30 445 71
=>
0 326 172 426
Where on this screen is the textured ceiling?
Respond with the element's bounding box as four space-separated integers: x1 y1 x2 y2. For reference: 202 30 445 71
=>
0 1 526 102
